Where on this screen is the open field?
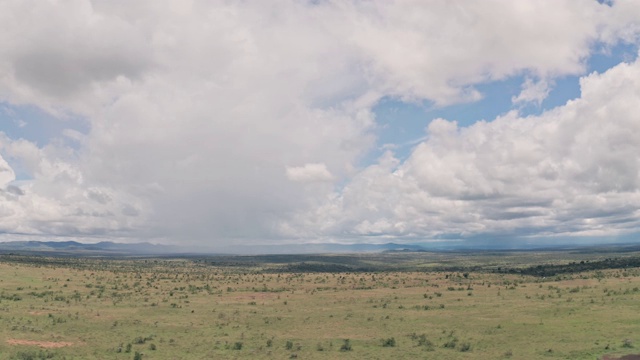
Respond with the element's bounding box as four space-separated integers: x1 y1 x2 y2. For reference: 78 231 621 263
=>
0 251 639 359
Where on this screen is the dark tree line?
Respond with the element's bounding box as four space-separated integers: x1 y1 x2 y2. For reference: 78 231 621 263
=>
496 256 640 277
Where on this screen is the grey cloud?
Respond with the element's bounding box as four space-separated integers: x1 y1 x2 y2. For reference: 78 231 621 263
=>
14 48 149 98
121 204 139 217
0 0 152 108
6 185 24 196
483 210 547 221
86 188 112 204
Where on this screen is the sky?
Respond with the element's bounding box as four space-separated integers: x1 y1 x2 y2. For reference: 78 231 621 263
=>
1 0 640 250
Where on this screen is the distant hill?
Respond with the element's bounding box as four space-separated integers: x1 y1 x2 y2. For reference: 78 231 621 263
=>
216 242 430 254
0 241 431 256
0 241 181 256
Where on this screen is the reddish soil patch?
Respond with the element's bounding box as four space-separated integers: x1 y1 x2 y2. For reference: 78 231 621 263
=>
602 355 640 360
7 339 74 348
233 293 279 301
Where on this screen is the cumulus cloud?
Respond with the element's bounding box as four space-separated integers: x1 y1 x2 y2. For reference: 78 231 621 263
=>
0 0 639 246
0 133 147 239
287 57 640 241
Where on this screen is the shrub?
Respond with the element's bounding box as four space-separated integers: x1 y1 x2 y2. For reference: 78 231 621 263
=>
232 342 243 350
285 340 294 350
417 334 434 349
443 338 458 349
340 339 352 352
381 337 396 347
13 350 56 360
504 350 513 357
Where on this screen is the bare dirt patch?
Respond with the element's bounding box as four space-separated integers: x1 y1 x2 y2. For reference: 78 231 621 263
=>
602 355 640 360
233 293 280 301
28 311 49 315
7 339 74 348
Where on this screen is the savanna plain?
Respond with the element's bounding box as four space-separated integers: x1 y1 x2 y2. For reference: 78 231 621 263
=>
1 249 639 359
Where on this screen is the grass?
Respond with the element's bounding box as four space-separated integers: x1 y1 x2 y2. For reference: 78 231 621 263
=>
0 252 638 359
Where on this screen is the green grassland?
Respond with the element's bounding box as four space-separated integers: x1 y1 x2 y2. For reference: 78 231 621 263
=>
0 251 639 359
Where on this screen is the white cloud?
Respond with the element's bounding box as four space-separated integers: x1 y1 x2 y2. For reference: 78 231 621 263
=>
0 133 147 238
0 154 15 188
286 163 333 183
345 0 624 105
13 119 26 128
512 78 551 106
0 1 639 246
287 56 640 241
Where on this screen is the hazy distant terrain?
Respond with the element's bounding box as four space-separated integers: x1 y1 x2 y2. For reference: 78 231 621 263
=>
2 240 640 256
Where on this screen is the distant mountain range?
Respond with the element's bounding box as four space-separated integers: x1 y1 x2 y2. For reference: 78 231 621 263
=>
0 240 639 256
0 241 182 255
0 240 427 256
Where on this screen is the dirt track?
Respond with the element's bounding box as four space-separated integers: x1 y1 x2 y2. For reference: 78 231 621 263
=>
7 339 74 348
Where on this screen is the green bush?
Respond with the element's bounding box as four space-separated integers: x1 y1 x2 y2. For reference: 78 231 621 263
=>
443 338 458 349
340 339 352 352
381 337 396 347
12 350 56 360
